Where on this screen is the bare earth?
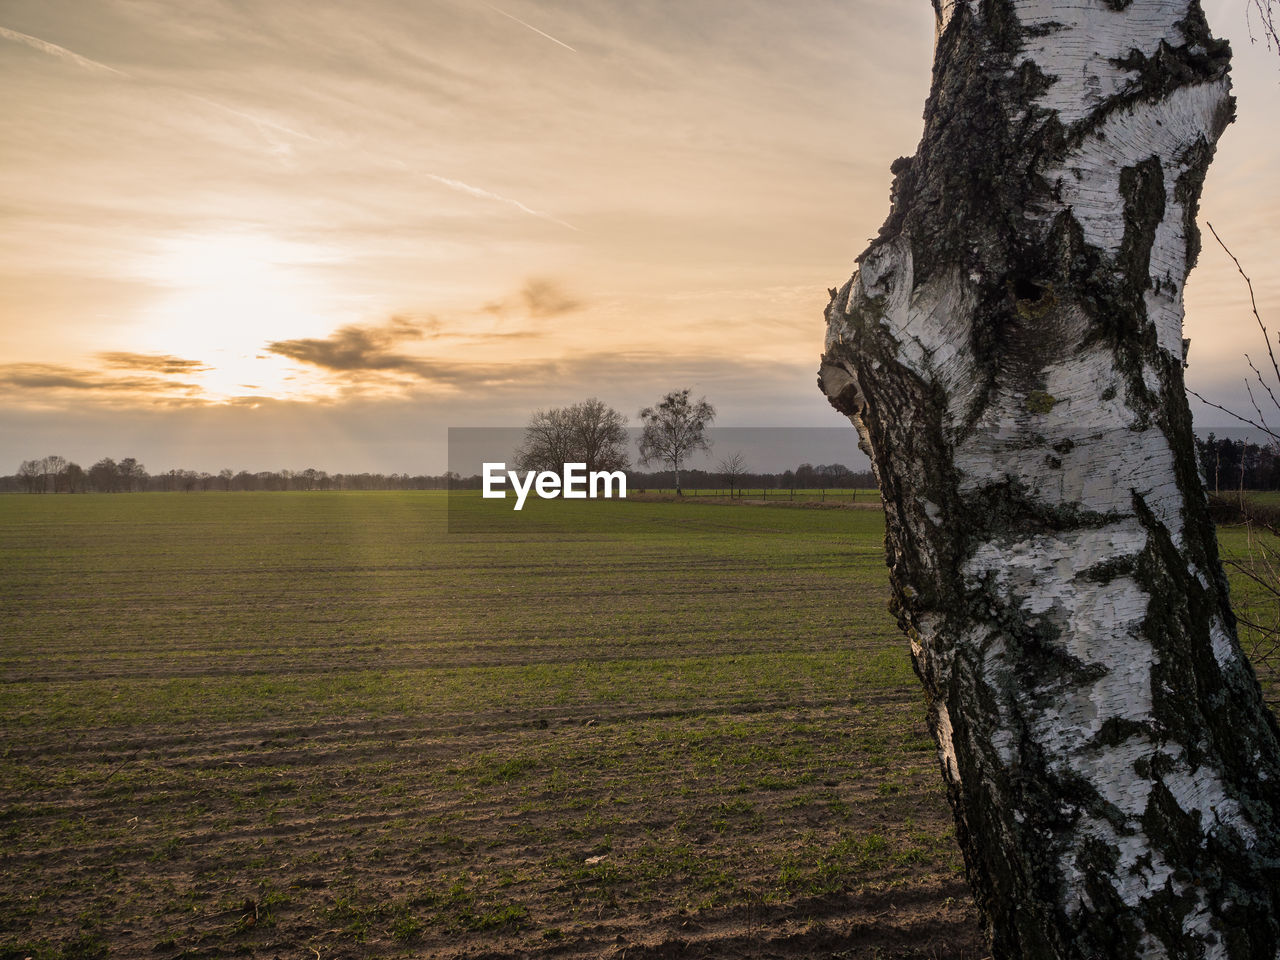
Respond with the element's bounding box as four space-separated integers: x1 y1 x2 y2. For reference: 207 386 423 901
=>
0 493 986 959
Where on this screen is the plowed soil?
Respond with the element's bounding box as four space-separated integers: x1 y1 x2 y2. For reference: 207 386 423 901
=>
1 492 986 959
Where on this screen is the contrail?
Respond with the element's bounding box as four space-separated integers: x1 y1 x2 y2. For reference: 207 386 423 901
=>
481 3 577 52
188 95 324 144
1 23 318 165
424 173 579 231
0 25 127 75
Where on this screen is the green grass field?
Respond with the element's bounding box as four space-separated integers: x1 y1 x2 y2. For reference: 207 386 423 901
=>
2 492 1275 960
624 488 878 502
0 492 980 960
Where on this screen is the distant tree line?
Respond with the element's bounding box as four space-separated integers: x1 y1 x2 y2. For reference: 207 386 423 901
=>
2 455 457 494
1196 434 1280 493
625 461 875 492
7 390 874 495
4 454 874 494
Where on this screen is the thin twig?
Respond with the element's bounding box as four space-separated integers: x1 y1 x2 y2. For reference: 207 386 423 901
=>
1187 388 1280 442
1207 222 1278 387
1246 0 1280 54
1244 357 1280 436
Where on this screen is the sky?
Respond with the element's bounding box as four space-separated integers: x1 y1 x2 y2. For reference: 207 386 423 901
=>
0 0 1276 474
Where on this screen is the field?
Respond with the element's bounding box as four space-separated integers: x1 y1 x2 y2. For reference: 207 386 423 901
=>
2 491 1269 957
3 492 1274 960
0 492 982 960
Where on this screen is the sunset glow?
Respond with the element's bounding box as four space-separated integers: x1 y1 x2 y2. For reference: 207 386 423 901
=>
131 232 349 401
1 0 1276 471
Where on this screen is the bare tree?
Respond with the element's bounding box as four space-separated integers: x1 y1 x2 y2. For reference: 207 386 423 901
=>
516 407 575 472
515 398 629 474
818 2 1280 957
117 457 147 493
89 458 119 493
637 389 715 495
17 459 43 494
570 398 630 473
717 451 747 497
60 462 86 494
41 455 67 493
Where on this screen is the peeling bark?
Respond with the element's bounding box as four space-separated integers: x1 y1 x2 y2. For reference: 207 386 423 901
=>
819 2 1280 958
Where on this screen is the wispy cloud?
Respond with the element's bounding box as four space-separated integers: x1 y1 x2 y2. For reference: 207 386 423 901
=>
264 318 777 399
521 278 582 318
97 352 211 374
188 95 324 151
0 362 202 403
265 315 557 388
423 173 578 231
1 23 315 164
0 25 127 75
481 3 577 53
484 278 583 319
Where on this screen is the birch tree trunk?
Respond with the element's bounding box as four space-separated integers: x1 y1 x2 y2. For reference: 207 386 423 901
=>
818 2 1280 957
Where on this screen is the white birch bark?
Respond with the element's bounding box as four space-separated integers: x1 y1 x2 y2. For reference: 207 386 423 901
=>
819 2 1280 957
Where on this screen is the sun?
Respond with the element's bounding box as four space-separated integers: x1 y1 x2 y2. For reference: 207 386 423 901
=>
131 230 351 402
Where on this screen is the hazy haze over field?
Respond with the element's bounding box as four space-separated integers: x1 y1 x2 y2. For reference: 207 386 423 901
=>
0 0 1276 472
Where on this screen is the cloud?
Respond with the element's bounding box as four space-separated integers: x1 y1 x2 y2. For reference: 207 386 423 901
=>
264 315 811 402
265 312 579 390
521 278 582 318
0 362 202 403
97 352 211 374
0 344 843 473
265 316 436 376
266 288 571 388
0 25 127 75
485 278 583 319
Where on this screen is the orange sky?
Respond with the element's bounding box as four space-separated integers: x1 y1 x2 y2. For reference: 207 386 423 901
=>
0 0 1276 472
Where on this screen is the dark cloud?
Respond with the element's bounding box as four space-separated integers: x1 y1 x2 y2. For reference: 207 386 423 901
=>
266 314 547 385
0 365 105 390
97 352 211 374
389 314 540 343
0 363 202 398
267 282 573 384
265 316 436 376
265 313 801 397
